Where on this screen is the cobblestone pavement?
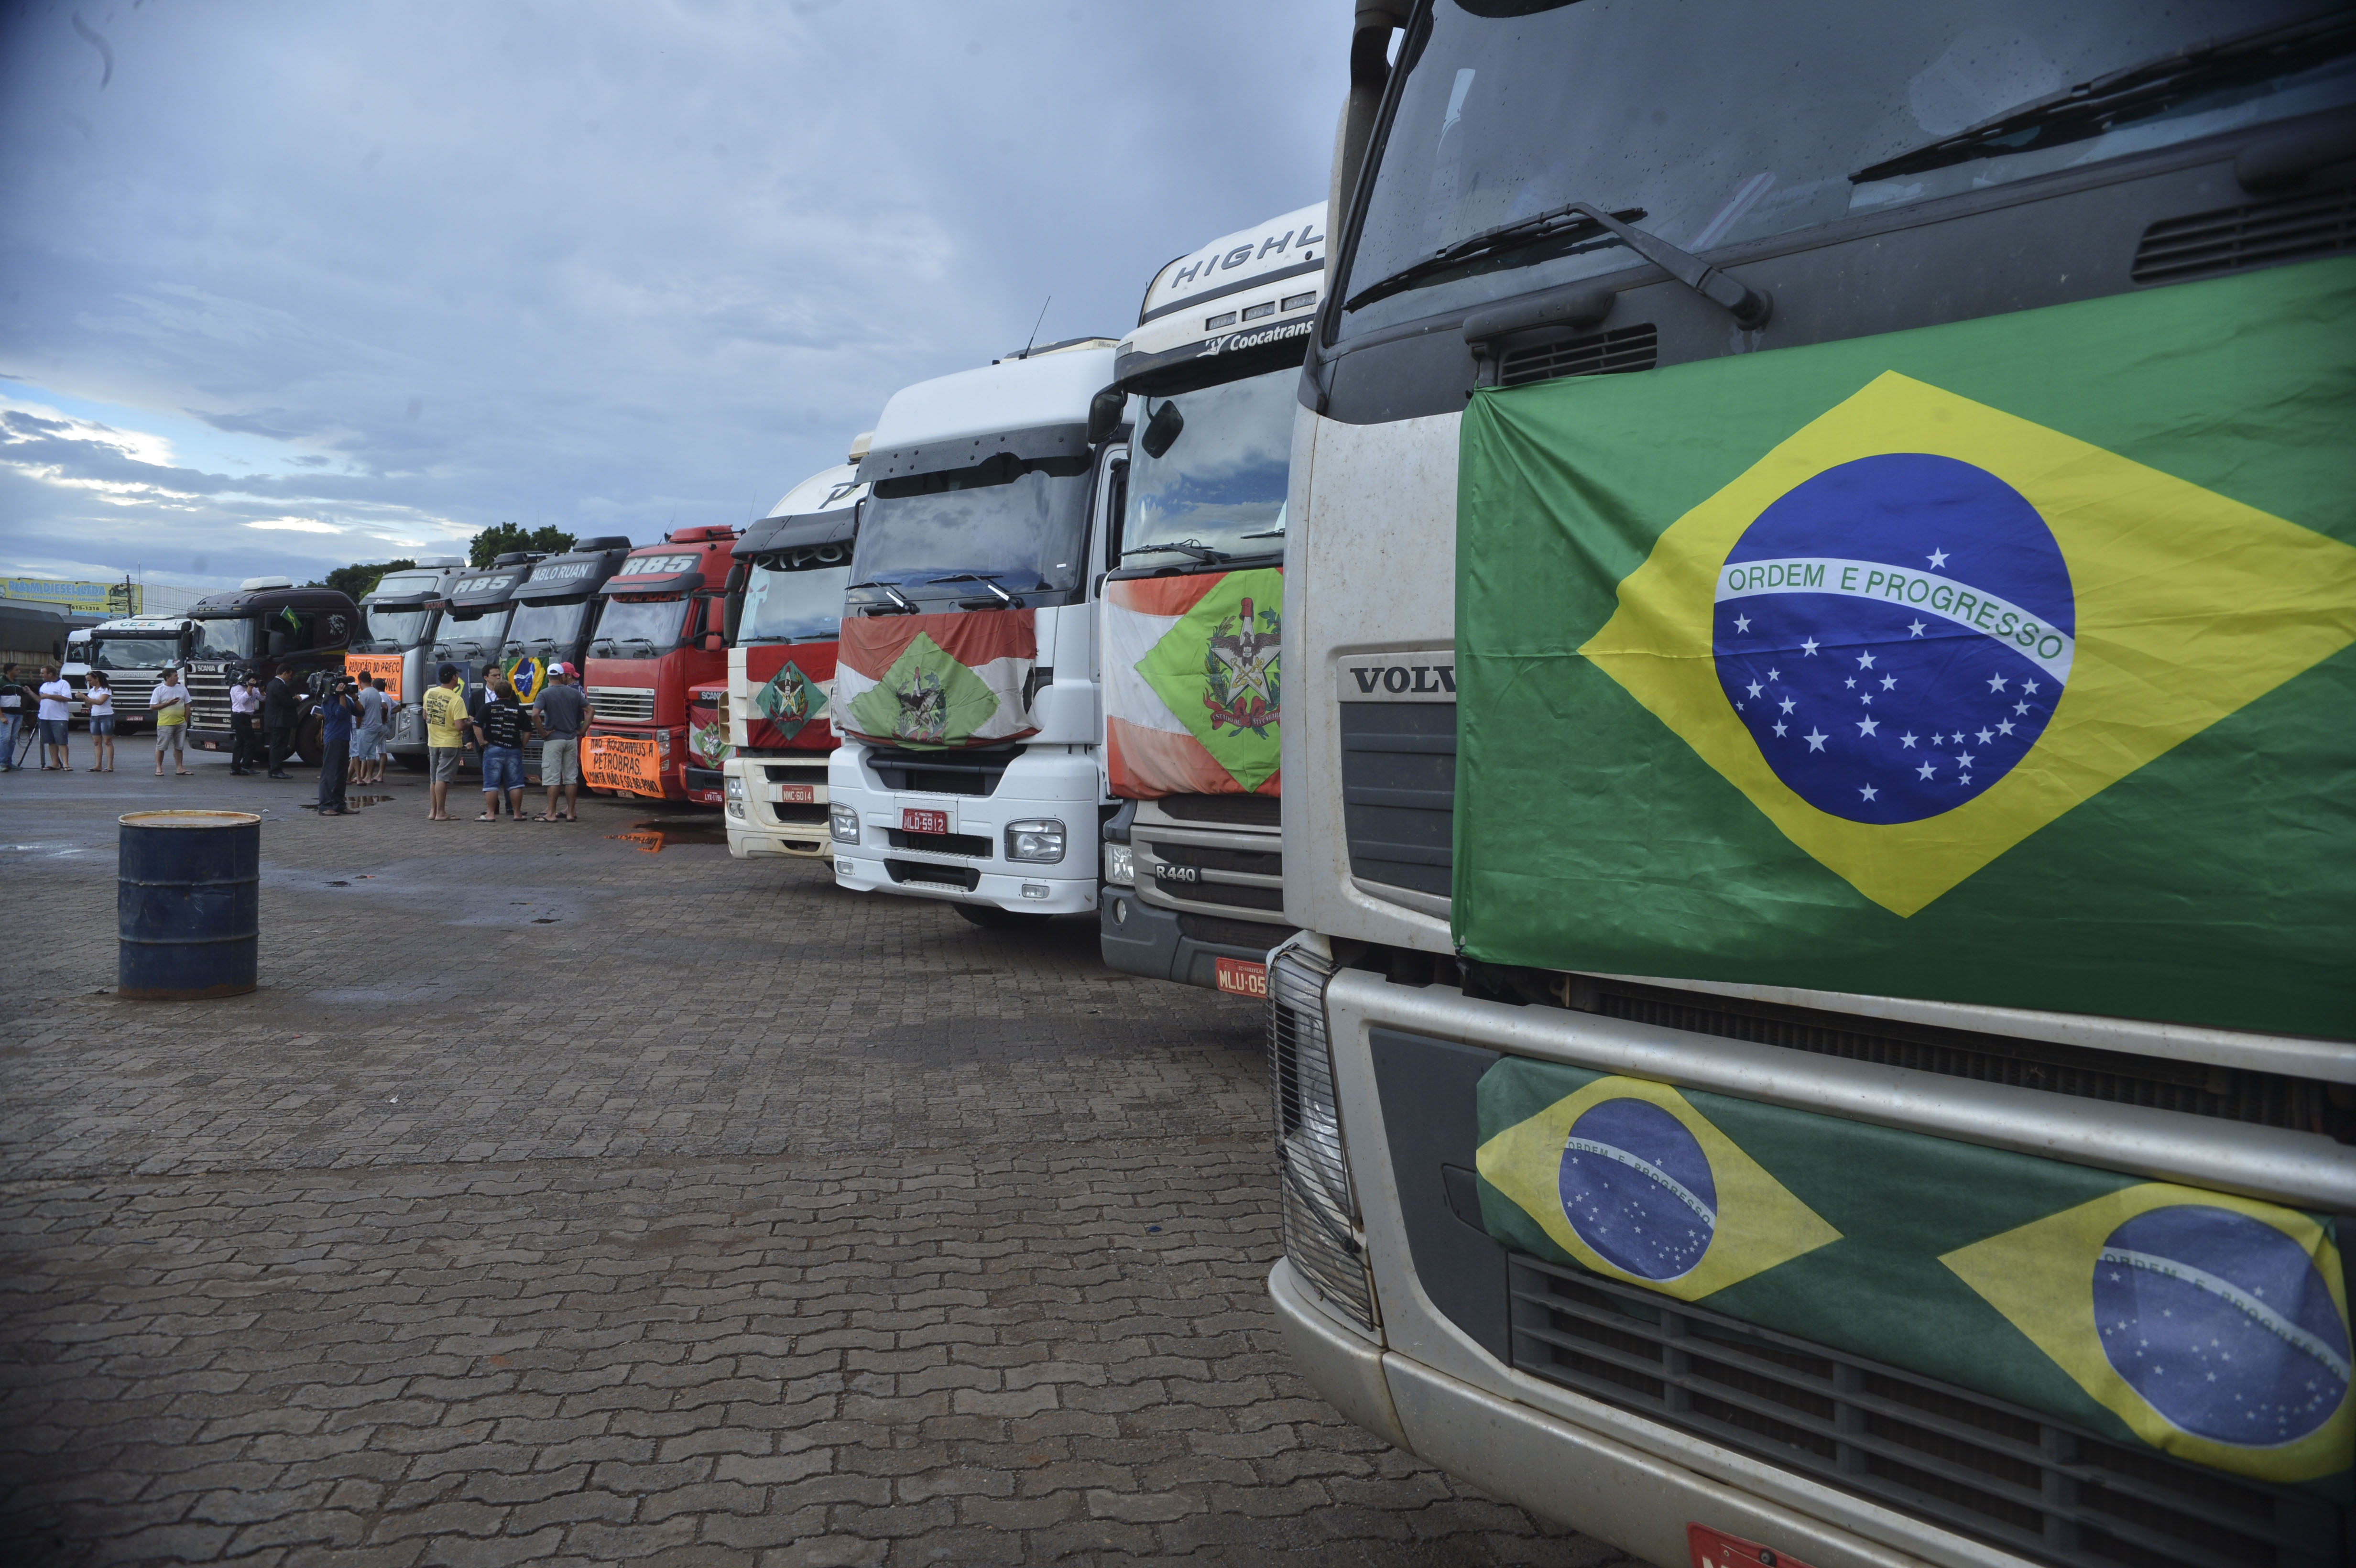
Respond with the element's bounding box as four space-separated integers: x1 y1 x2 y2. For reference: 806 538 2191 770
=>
0 755 1612 1567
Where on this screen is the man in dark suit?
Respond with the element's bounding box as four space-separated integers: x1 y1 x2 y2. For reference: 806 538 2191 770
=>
262 669 299 779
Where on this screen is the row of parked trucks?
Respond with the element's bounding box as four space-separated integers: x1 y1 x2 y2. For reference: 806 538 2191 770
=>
719 1 2356 1565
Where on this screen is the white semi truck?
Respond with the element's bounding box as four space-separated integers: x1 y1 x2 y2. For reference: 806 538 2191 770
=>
351 558 468 767
827 337 1123 927
1097 201 1326 998
1271 6 2356 1568
81 615 202 738
721 443 869 859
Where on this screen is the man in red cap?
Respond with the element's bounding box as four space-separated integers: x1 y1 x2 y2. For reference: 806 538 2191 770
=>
531 662 594 821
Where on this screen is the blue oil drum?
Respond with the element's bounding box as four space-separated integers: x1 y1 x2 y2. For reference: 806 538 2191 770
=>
117 810 261 1000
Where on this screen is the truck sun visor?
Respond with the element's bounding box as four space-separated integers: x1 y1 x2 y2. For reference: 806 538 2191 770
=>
733 508 858 559
855 421 1090 486
594 570 701 598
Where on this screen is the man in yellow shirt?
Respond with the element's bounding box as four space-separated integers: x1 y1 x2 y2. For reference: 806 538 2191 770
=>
422 663 472 821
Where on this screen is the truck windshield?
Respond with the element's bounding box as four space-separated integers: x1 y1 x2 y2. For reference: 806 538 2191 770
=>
190 618 254 661
1123 368 1294 567
741 547 852 643
360 606 431 651
1339 0 2355 338
92 636 184 672
506 599 590 652
850 453 1092 605
431 606 511 660
590 597 686 655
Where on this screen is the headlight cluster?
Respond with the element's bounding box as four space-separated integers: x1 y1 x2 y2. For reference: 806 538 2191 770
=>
722 775 746 820
1004 818 1066 864
829 803 860 844
1102 841 1134 886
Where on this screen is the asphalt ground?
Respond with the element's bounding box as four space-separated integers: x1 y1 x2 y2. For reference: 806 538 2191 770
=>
0 745 1608 1568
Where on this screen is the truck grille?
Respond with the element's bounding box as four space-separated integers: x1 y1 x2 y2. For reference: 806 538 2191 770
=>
588 686 654 722
885 859 979 891
185 667 231 733
1269 947 1376 1332
1339 702 1455 899
1507 1254 2340 1568
1134 797 1289 931
2132 187 2356 285
885 828 992 859
1499 323 1658 389
865 746 1018 797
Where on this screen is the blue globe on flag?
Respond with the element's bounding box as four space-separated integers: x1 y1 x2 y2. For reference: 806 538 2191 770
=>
1557 1099 1717 1283
2093 1205 2351 1448
1712 453 2076 825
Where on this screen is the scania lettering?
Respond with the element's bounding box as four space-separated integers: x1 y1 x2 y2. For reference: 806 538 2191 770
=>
80 615 201 738
721 441 869 857
496 537 633 778
1271 9 2356 1568
183 577 358 761
827 337 1122 926
583 527 738 803
1098 202 1325 993
352 557 466 768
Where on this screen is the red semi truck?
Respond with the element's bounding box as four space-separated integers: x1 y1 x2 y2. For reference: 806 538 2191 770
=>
580 526 738 803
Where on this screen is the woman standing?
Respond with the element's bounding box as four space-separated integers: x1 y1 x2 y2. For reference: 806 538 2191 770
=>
85 674 115 772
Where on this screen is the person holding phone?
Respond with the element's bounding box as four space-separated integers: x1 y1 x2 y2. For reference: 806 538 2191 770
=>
85 672 115 772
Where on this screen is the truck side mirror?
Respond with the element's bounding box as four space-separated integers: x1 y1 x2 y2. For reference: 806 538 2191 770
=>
1087 385 1125 446
701 632 724 652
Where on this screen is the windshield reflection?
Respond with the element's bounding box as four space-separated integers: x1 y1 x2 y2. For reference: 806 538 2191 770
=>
506 599 590 652
851 454 1091 607
191 618 254 661
741 547 852 643
431 606 511 658
1123 369 1293 566
92 636 186 672
361 607 431 651
591 597 686 654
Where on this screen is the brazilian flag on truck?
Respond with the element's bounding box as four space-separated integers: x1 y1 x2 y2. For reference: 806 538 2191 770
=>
1453 258 2356 1040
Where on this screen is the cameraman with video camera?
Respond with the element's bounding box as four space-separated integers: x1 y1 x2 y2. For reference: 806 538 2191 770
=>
310 669 360 816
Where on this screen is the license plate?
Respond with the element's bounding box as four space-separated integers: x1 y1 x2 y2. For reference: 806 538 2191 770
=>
1689 1524 1812 1568
902 807 949 835
775 784 815 804
1154 862 1202 885
1214 958 1268 999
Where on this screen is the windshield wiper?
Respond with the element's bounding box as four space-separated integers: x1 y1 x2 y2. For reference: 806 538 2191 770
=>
847 580 918 613
1123 540 1228 564
1238 527 1285 540
1344 204 1647 314
929 573 1018 606
1854 10 2356 185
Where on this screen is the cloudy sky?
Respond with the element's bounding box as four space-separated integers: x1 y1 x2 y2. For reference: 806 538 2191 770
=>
0 0 1340 597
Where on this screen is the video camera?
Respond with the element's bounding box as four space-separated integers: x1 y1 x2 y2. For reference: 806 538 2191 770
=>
305 668 361 700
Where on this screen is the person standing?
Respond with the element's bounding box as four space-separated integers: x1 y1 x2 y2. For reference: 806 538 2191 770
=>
261 667 298 779
228 673 262 775
150 665 193 776
531 662 594 822
356 678 391 785
0 664 22 771
35 665 73 771
349 675 384 786
465 666 530 821
312 677 358 815
85 672 116 772
422 663 469 821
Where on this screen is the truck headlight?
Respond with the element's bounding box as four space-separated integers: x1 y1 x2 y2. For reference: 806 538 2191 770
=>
1102 842 1133 886
1005 818 1066 864
829 803 860 844
723 775 745 820
656 728 671 758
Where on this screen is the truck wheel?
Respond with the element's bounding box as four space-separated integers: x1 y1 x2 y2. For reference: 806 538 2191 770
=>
955 905 1053 931
293 715 323 768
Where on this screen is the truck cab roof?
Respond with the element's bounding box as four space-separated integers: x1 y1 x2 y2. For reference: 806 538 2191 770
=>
187 585 358 618
513 538 634 601
1118 200 1327 391
439 566 532 610
600 532 738 599
856 343 1119 484
90 614 198 635
736 462 866 560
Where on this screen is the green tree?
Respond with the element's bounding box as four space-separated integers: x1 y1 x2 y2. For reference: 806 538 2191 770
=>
322 559 416 601
468 523 577 567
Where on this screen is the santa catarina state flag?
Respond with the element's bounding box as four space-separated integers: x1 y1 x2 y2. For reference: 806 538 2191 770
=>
1454 258 2356 1039
1104 567 1282 798
834 608 1037 751
747 647 832 749
1476 1055 2352 1489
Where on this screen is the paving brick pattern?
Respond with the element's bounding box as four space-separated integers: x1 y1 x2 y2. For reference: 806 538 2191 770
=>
0 761 1612 1566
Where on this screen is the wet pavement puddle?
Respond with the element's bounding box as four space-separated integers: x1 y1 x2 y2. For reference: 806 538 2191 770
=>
299 795 396 812
607 817 730 853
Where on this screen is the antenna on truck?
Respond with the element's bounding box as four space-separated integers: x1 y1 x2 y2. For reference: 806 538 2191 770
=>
1019 296 1052 359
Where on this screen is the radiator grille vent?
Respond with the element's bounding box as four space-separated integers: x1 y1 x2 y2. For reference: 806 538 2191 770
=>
587 685 655 722
1269 948 1375 1331
2133 187 2356 284
1499 324 1658 389
865 745 1018 797
1508 1254 2341 1568
1155 793 1281 828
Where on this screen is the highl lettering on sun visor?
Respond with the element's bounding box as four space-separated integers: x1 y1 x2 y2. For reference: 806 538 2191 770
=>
1337 650 1457 703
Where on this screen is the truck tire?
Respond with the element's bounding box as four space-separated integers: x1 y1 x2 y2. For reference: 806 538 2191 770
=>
293 714 323 768
955 905 1054 931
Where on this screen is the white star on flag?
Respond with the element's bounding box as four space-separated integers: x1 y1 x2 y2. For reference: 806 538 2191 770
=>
1746 681 1763 698
1856 652 1876 669
1859 784 1878 802
1997 719 2014 736
1778 696 1796 714
2023 679 2040 695
1900 732 1918 748
1844 677 1856 689
1766 667 1780 681
2013 701 2030 715
1734 615 1751 632
1927 548 1949 568
1857 718 1878 736
1907 619 1927 637
1957 753 1976 768
1959 774 1973 784
1772 721 1787 737
1859 694 1872 706
1801 638 1820 656
1987 673 2008 693
1917 761 1936 779
1879 675 1896 690
1976 728 1993 743
1804 729 1828 752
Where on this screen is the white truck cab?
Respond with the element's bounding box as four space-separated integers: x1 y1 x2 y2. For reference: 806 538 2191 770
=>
827 338 1122 927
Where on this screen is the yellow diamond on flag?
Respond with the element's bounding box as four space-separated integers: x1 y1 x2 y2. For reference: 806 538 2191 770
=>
1579 371 2356 916
1475 1076 1839 1303
1941 1183 2353 1483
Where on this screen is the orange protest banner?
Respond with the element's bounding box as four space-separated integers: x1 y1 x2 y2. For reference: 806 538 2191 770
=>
583 733 663 796
345 653 405 701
